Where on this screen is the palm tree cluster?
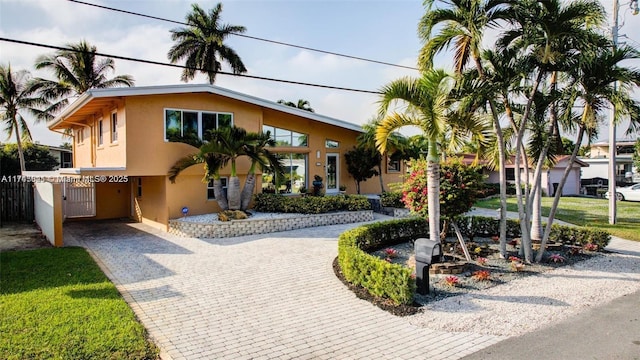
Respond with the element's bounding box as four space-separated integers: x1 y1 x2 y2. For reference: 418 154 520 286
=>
168 126 284 211
377 0 640 263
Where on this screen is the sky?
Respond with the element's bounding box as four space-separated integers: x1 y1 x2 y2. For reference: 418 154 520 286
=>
1 0 639 147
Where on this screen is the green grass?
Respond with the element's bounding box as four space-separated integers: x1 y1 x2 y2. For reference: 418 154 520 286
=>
0 247 158 360
475 197 640 242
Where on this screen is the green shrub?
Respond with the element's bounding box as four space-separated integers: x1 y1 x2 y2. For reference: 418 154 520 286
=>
338 218 427 305
336 215 610 306
253 193 371 214
380 191 405 208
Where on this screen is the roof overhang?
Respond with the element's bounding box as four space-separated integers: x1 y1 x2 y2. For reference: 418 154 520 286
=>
48 84 364 133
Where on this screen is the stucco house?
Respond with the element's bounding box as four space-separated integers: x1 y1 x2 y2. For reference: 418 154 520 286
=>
485 155 588 196
47 84 404 230
580 140 639 185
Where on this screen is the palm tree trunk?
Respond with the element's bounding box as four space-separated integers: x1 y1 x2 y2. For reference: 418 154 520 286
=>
426 137 440 242
531 176 543 241
213 178 228 210
240 173 256 211
537 123 587 262
13 119 26 174
377 162 385 193
227 176 241 210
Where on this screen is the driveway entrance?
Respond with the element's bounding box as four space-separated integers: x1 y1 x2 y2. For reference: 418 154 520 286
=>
65 219 502 360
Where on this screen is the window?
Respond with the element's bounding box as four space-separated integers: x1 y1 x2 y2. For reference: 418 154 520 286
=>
137 177 143 197
61 152 72 168
325 139 339 148
388 157 401 172
261 153 308 194
506 168 515 181
76 128 84 144
98 119 104 146
263 125 307 147
111 112 118 143
165 109 233 142
207 177 228 200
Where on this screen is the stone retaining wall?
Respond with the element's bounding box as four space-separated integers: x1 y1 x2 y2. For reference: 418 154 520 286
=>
168 210 374 238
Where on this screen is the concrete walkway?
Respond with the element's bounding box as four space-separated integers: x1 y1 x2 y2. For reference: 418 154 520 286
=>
65 217 504 360
64 211 640 360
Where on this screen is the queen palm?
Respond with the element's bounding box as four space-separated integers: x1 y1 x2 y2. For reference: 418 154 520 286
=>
0 65 47 173
33 40 134 120
168 3 247 84
376 69 456 242
169 126 283 211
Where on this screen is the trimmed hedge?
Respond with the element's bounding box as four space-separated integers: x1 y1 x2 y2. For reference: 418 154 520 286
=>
380 191 404 208
337 215 610 305
338 218 427 305
253 193 371 214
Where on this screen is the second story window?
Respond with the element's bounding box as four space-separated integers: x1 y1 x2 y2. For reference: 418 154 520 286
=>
262 125 307 147
111 112 118 143
165 109 233 145
98 120 104 146
325 139 339 148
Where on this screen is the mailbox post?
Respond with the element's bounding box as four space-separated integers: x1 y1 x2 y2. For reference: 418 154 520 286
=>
414 238 442 295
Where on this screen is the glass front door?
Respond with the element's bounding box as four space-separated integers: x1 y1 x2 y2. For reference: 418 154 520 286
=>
326 153 338 193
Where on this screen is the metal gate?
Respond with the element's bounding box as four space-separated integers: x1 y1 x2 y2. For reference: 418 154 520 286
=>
63 181 96 218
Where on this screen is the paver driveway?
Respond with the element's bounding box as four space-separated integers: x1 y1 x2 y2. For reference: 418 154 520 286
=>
65 218 504 360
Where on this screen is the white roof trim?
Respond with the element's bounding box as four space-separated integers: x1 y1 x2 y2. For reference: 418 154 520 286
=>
49 84 364 133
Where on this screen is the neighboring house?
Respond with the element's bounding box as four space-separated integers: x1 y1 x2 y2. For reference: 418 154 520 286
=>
485 155 588 196
47 84 404 230
580 140 639 185
45 144 73 170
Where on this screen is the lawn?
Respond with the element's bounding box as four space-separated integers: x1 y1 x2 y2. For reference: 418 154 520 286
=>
475 197 640 242
0 247 158 360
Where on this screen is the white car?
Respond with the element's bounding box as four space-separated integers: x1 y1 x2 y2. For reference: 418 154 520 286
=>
606 184 640 201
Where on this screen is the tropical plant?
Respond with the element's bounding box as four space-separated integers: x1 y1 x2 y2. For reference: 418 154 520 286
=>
419 0 512 258
634 138 640 171
535 45 640 262
344 146 379 194
168 126 284 211
168 3 247 84
33 40 134 120
0 65 46 173
277 99 314 112
376 69 457 243
0 142 59 175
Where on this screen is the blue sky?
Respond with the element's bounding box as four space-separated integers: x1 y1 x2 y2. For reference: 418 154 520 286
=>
1 0 638 147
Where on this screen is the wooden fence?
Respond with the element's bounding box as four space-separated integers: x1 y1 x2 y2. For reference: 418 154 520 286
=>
0 180 34 224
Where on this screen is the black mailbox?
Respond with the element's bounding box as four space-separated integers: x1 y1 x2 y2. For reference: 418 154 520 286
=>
414 238 442 295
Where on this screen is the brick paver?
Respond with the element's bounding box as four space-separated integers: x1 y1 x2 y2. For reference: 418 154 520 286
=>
65 218 504 360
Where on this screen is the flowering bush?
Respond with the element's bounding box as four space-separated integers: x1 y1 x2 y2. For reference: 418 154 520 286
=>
472 270 491 281
443 275 460 287
401 158 484 219
476 257 488 266
548 253 565 263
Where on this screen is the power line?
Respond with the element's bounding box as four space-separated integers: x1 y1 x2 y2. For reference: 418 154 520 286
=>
67 0 419 71
0 37 382 94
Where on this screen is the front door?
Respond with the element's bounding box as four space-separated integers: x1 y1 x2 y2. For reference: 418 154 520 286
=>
326 153 339 193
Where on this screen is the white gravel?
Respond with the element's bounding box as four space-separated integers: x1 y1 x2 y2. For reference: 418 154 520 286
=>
409 252 640 336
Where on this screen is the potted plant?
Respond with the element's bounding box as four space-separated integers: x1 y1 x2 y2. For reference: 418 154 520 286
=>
312 175 323 196
339 184 347 193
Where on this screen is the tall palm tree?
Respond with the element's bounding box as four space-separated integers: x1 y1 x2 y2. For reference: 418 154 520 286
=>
419 0 512 257
376 69 456 242
536 45 640 262
0 64 46 173
169 126 283 211
277 99 314 112
168 3 247 84
33 40 134 120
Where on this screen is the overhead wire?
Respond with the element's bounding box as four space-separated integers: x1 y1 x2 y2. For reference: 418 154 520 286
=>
66 0 419 71
0 37 383 94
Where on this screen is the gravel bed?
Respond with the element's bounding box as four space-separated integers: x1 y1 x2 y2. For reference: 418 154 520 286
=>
407 252 640 336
